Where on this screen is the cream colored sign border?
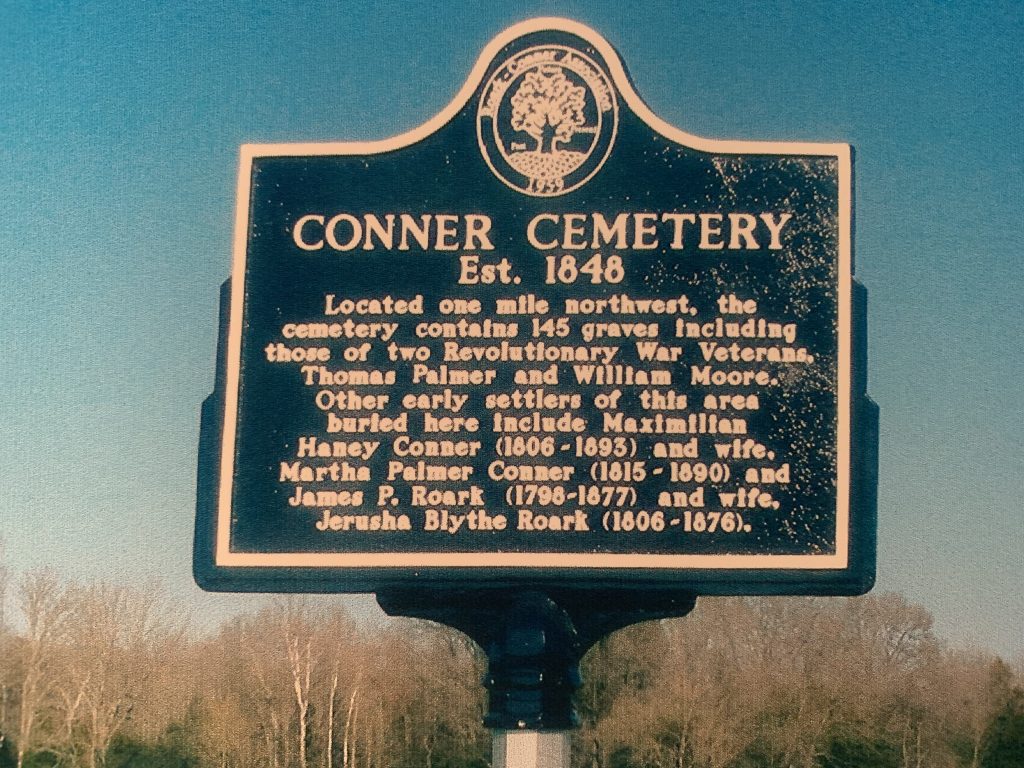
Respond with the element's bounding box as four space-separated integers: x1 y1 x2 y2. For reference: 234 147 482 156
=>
215 17 852 571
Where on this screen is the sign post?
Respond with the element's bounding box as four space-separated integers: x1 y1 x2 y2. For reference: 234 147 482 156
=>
195 17 878 766
377 588 698 768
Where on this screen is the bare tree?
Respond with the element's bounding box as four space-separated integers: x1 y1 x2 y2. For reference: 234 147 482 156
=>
595 601 759 768
0 540 12 757
55 581 182 768
13 569 69 768
239 614 291 768
318 609 362 768
0 539 9 631
281 600 318 768
931 652 1015 768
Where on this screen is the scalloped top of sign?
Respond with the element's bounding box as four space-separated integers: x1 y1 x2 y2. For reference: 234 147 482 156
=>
243 17 848 186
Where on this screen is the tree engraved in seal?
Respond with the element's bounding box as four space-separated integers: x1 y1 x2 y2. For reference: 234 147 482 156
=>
478 45 618 197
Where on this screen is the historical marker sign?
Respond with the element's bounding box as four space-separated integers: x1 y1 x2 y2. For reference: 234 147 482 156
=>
194 18 877 595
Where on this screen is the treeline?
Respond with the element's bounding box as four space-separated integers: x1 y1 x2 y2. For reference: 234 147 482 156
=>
0 569 1020 768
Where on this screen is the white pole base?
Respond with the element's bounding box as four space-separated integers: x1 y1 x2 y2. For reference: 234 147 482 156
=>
492 730 571 768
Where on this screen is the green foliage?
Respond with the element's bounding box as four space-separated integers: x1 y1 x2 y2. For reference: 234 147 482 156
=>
21 752 60 768
392 718 488 768
736 738 783 768
981 687 1024 768
819 729 899 768
606 744 636 768
104 731 198 768
0 739 14 768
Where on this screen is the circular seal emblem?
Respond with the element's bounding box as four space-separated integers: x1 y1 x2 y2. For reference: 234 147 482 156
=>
477 45 618 197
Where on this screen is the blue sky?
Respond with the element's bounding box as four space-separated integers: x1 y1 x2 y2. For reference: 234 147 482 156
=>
1 1 1021 655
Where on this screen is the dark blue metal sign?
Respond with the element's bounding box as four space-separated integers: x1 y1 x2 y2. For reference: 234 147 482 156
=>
194 18 877 595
